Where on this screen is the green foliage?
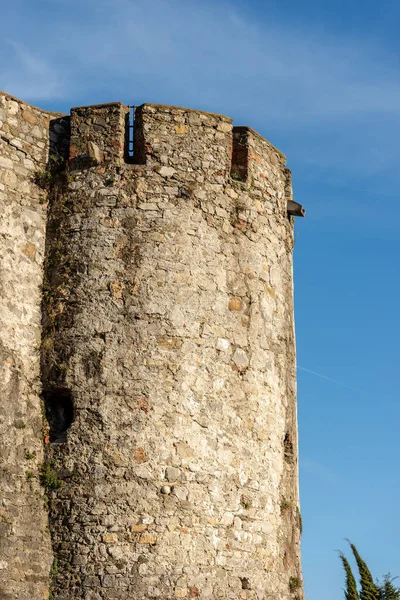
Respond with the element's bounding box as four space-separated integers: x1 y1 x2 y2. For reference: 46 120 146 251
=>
25 470 35 480
289 576 301 592
34 169 53 189
48 556 59 600
297 506 303 535
24 449 36 460
231 172 243 181
340 552 360 600
48 154 65 170
39 462 62 490
50 557 58 577
281 498 292 512
33 153 67 190
379 575 400 600
349 542 380 600
340 543 400 600
105 176 116 186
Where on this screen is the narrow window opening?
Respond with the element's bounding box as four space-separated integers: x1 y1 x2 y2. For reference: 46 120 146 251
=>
43 389 74 443
284 432 294 463
124 105 146 165
124 105 136 163
241 578 251 590
128 106 135 159
231 127 249 182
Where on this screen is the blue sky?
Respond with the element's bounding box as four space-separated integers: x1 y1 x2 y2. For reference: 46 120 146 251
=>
2 0 400 597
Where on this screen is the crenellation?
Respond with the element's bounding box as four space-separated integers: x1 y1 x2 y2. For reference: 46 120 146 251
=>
231 126 289 220
69 102 129 166
132 104 233 185
0 91 304 600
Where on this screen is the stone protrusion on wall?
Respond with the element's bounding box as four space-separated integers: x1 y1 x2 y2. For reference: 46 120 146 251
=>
69 102 129 167
134 103 233 183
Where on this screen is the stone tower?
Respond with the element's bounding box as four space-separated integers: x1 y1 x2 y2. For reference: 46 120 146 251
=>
0 91 305 600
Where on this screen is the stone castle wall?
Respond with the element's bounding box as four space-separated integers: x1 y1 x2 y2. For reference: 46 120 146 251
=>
0 90 68 600
0 92 303 600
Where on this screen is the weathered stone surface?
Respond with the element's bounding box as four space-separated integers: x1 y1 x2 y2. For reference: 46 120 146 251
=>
0 90 69 600
0 92 303 600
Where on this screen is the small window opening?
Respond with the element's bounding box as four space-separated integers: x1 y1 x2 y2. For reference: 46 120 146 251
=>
284 432 294 463
231 127 249 182
240 578 251 590
44 389 74 443
125 105 136 162
124 105 147 165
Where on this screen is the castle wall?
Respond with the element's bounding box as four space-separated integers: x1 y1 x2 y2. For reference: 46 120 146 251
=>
0 91 69 599
40 103 303 600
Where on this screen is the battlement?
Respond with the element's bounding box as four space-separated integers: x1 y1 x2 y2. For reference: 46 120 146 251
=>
68 101 233 184
66 101 298 197
0 90 69 168
0 91 293 190
0 89 302 214
69 102 128 165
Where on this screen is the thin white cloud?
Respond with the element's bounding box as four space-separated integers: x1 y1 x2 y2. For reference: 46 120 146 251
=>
297 366 363 393
3 0 400 119
95 0 400 123
2 0 400 185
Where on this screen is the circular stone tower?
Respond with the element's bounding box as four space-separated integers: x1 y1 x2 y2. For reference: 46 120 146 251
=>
41 101 303 600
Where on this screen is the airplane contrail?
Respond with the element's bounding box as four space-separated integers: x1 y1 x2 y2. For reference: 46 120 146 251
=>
297 365 363 393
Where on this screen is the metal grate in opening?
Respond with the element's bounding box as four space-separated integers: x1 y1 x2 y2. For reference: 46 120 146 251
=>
127 105 136 159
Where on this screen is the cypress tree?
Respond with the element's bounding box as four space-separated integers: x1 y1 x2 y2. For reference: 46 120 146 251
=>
340 552 360 600
379 575 400 600
349 542 380 600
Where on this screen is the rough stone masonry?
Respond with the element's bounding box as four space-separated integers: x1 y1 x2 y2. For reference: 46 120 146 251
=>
0 90 304 600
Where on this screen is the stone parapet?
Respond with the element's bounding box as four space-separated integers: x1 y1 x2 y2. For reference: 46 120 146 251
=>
69 102 128 166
